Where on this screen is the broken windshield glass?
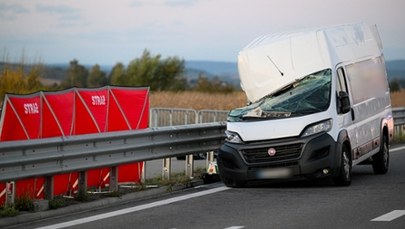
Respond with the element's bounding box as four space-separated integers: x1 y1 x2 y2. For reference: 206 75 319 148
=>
228 69 331 122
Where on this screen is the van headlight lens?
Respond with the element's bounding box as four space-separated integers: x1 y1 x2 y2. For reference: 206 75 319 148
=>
225 130 243 143
301 119 332 137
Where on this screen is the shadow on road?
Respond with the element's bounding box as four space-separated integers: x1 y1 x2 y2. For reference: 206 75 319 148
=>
229 166 379 189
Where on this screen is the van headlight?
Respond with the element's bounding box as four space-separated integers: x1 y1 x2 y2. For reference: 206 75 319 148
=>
225 130 244 143
301 119 332 137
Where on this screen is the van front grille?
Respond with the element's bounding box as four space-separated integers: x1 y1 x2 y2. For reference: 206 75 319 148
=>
241 143 303 164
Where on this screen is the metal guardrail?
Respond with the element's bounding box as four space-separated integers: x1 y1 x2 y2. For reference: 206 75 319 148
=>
393 107 405 136
0 107 403 183
393 107 405 126
148 106 405 139
150 108 198 127
0 122 226 183
198 109 229 123
0 107 403 203
149 108 229 127
150 106 403 129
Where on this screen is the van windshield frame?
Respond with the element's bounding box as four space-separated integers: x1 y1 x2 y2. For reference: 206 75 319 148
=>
228 69 332 122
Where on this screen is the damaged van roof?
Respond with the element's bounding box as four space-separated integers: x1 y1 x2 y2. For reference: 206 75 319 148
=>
238 22 382 102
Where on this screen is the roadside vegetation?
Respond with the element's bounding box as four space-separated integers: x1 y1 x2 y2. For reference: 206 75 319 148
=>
0 193 35 217
390 89 405 107
1 50 404 109
0 49 236 104
0 167 207 217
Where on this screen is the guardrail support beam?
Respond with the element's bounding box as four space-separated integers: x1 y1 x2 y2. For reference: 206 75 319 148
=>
5 181 15 206
185 154 194 178
44 176 54 200
141 162 146 184
162 158 171 180
206 151 215 168
78 171 87 198
109 166 118 192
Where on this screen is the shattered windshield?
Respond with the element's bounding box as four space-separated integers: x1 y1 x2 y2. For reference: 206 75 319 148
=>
228 69 331 122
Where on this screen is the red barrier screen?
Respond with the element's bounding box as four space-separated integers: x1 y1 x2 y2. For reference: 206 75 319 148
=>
0 86 149 205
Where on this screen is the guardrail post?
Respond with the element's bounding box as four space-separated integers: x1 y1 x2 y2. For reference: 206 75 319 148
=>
141 162 146 184
109 166 118 192
162 158 171 180
5 181 15 206
169 110 173 126
206 151 215 168
185 154 194 178
44 176 54 200
78 171 87 197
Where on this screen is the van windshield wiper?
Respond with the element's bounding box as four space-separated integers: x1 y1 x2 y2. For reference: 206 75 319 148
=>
263 111 292 118
242 107 291 119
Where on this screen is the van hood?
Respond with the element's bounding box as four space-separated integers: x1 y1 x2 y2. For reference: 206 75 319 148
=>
227 112 331 142
238 31 330 103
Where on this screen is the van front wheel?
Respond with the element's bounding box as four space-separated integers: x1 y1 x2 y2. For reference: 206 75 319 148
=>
372 135 389 174
334 145 352 186
221 176 246 188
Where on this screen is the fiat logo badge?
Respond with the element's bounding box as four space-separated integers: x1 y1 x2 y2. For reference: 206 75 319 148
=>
268 148 276 157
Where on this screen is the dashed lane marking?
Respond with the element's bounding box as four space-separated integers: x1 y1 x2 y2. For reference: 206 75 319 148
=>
371 210 405 221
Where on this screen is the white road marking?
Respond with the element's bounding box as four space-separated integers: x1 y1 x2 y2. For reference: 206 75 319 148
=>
391 145 405 153
371 210 405 221
35 186 230 229
224 226 245 229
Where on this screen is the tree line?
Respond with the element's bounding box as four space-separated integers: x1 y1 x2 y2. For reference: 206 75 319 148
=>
2 49 402 104
389 78 405 92
0 50 236 103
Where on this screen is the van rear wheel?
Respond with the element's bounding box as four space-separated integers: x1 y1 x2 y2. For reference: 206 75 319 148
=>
372 135 389 174
334 144 352 186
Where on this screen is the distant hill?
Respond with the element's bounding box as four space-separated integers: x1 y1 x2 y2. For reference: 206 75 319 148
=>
386 60 405 71
184 61 239 86
187 60 405 86
185 61 238 76
386 60 405 82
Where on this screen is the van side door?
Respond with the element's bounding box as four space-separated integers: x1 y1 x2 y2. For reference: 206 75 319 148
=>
336 67 358 159
344 58 389 160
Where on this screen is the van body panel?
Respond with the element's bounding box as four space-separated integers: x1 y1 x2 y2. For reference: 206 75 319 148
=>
238 31 331 103
227 111 332 142
239 22 381 103
218 132 339 184
218 22 393 186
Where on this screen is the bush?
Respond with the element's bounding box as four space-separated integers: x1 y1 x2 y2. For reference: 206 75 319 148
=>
49 196 67 209
0 205 19 217
74 189 89 202
14 193 34 212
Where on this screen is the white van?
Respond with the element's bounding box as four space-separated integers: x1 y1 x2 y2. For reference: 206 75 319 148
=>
217 23 394 187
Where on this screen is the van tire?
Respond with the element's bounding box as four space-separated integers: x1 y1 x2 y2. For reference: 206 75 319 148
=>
372 135 389 174
221 176 246 188
334 144 352 186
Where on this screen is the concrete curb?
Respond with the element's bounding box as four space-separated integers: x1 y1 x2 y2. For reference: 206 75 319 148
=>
0 180 205 228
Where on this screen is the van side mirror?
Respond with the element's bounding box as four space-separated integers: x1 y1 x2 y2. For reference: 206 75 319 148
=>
338 91 351 114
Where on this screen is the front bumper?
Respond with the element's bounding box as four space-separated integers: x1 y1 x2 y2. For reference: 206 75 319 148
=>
217 133 340 184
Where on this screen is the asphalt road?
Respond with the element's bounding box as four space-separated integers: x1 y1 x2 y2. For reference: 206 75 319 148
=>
7 145 405 229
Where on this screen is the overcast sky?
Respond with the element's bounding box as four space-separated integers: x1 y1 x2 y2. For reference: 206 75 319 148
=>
1 0 404 65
